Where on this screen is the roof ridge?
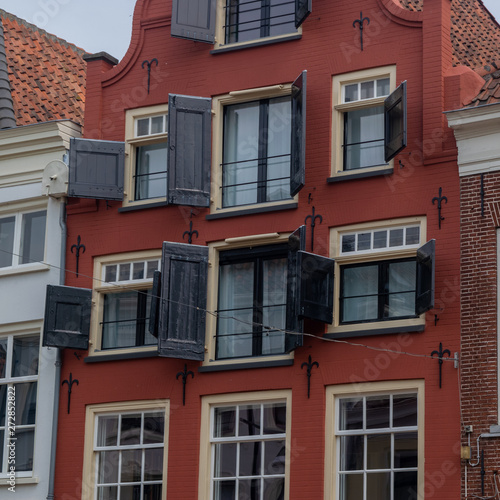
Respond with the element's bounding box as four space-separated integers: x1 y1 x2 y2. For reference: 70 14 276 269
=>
0 8 88 56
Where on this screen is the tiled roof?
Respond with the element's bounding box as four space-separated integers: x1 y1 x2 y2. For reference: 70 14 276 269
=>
466 63 500 107
0 9 86 127
399 0 500 69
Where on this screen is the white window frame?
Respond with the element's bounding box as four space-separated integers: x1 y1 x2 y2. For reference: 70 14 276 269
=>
329 217 427 336
324 380 425 500
0 332 39 479
123 105 169 208
331 66 397 180
89 250 161 357
199 390 292 500
497 229 500 424
82 400 169 500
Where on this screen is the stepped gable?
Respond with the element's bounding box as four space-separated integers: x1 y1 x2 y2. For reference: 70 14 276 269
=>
0 9 86 127
398 0 500 68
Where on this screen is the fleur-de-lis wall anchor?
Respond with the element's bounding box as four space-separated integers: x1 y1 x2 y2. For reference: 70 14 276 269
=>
176 364 194 406
431 342 451 389
353 12 370 51
183 221 199 244
142 58 158 94
71 235 86 278
305 206 323 252
62 373 79 414
301 355 319 399
432 187 448 230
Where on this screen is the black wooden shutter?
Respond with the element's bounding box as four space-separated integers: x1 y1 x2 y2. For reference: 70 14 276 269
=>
168 94 212 207
295 0 312 28
42 285 92 350
416 239 435 315
158 242 208 360
384 81 407 162
298 251 335 324
171 0 216 43
285 226 306 352
149 271 161 339
68 138 125 200
290 71 307 197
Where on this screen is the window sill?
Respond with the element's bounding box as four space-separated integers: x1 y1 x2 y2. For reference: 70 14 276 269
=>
0 263 50 278
199 357 293 372
328 166 393 183
85 349 158 363
210 33 301 54
118 200 169 212
325 323 425 339
0 476 39 486
206 202 297 220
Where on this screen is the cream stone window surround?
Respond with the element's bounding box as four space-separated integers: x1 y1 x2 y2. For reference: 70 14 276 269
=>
123 104 169 209
331 66 397 181
328 217 427 337
88 250 161 358
198 390 292 500
324 379 425 500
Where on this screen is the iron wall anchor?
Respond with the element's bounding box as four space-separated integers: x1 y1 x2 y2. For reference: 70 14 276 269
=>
62 373 79 414
142 58 158 94
70 235 86 278
301 355 319 399
431 342 451 388
432 187 448 229
176 364 194 406
304 206 323 252
183 221 199 244
353 12 370 51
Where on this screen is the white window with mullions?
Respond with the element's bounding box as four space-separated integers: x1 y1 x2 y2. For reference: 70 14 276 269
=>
210 400 287 500
0 334 39 477
336 392 419 500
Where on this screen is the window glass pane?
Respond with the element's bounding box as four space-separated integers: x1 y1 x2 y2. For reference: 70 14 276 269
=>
264 478 285 499
214 443 237 477
0 385 6 426
20 211 46 264
0 430 3 470
240 479 261 498
12 335 39 377
342 265 378 322
151 115 164 135
264 440 285 475
388 261 416 318
135 143 168 200
132 262 145 280
339 473 363 500
143 413 164 444
357 232 371 251
213 480 235 500
406 226 420 245
121 448 142 482
394 432 418 468
269 0 295 37
367 434 391 469
119 263 131 281
377 78 390 97
0 216 15 268
120 414 141 445
98 450 119 483
393 395 417 427
214 407 236 438
339 398 363 430
360 81 374 99
97 486 118 500
226 0 261 43
366 396 390 429
15 428 35 471
144 448 164 481
389 228 404 247
394 471 418 499
105 265 117 282
239 405 261 436
120 485 141 499
344 107 385 170
373 230 387 249
342 235 355 253
223 101 260 207
0 338 7 378
97 416 119 447
240 441 262 476
146 260 159 279
263 403 286 434
340 435 363 471
136 118 149 136
367 472 391 500
102 292 139 349
14 382 37 425
344 84 358 103
143 484 162 500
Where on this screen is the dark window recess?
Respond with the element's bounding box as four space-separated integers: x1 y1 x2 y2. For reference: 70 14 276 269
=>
384 81 407 162
149 270 161 339
171 0 217 43
68 138 125 200
290 70 307 197
168 94 212 207
42 285 92 350
416 239 435 314
156 242 209 361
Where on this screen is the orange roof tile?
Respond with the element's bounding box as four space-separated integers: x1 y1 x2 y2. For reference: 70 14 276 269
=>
0 9 86 127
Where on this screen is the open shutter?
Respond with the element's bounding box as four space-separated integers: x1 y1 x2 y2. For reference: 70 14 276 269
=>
149 271 161 339
290 71 307 197
384 81 407 162
68 138 125 200
158 242 208 360
416 239 435 315
42 285 92 350
298 251 335 324
295 0 312 28
285 226 306 352
168 94 212 207
171 0 216 43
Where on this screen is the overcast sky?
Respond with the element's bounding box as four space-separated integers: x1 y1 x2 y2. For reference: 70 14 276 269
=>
1 0 500 61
